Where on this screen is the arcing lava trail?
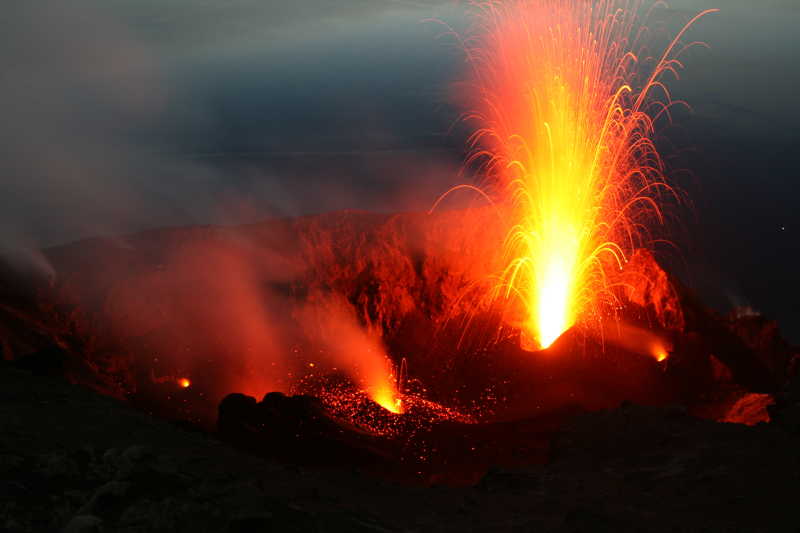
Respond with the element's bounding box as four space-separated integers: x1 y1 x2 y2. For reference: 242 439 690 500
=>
457 0 716 349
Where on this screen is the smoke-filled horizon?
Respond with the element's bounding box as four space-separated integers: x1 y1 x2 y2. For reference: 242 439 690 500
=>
1 0 798 339
0 0 467 250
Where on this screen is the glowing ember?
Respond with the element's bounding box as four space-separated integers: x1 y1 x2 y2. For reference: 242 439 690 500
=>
461 0 716 349
296 294 404 415
295 371 475 436
178 377 191 388
315 386 474 437
599 320 671 362
652 344 669 362
371 385 404 414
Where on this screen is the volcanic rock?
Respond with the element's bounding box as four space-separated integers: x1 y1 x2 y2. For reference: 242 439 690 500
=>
78 480 131 518
728 311 798 384
9 344 66 376
63 515 103 533
2 362 800 532
720 392 773 425
769 372 800 434
217 392 388 467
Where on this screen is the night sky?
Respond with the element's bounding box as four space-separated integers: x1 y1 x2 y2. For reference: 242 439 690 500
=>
2 0 798 340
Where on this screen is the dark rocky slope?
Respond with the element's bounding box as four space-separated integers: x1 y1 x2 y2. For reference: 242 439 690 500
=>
2 362 799 532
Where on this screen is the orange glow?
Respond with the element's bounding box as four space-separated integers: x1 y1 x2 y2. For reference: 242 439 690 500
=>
462 1 716 349
178 377 191 388
599 320 671 361
372 386 404 414
652 344 669 362
296 294 403 415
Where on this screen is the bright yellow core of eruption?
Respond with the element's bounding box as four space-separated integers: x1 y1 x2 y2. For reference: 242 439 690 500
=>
652 344 669 362
500 67 615 350
533 249 576 348
372 387 404 414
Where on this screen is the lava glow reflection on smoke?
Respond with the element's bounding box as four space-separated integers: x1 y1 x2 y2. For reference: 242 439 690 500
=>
458 0 716 349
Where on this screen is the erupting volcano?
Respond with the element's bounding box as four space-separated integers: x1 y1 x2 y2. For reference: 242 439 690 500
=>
5 2 800 528
452 0 717 350
3 0 733 440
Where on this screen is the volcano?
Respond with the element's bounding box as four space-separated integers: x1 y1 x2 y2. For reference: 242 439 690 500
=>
2 0 799 530
1 208 796 485
1 208 799 530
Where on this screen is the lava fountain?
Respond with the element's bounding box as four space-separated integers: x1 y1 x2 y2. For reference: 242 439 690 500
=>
296 294 403 414
459 0 716 349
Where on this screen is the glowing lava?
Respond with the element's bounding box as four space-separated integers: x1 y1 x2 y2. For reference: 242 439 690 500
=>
651 343 669 362
372 385 404 414
653 349 667 362
462 0 716 349
178 377 191 389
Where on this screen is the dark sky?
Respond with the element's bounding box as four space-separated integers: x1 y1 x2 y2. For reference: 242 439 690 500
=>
1 0 798 339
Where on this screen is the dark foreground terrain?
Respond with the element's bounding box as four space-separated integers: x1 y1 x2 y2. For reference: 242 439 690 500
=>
2 361 799 533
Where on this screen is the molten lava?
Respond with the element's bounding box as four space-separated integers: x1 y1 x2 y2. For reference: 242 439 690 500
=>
372 385 404 414
652 344 669 362
462 0 716 349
